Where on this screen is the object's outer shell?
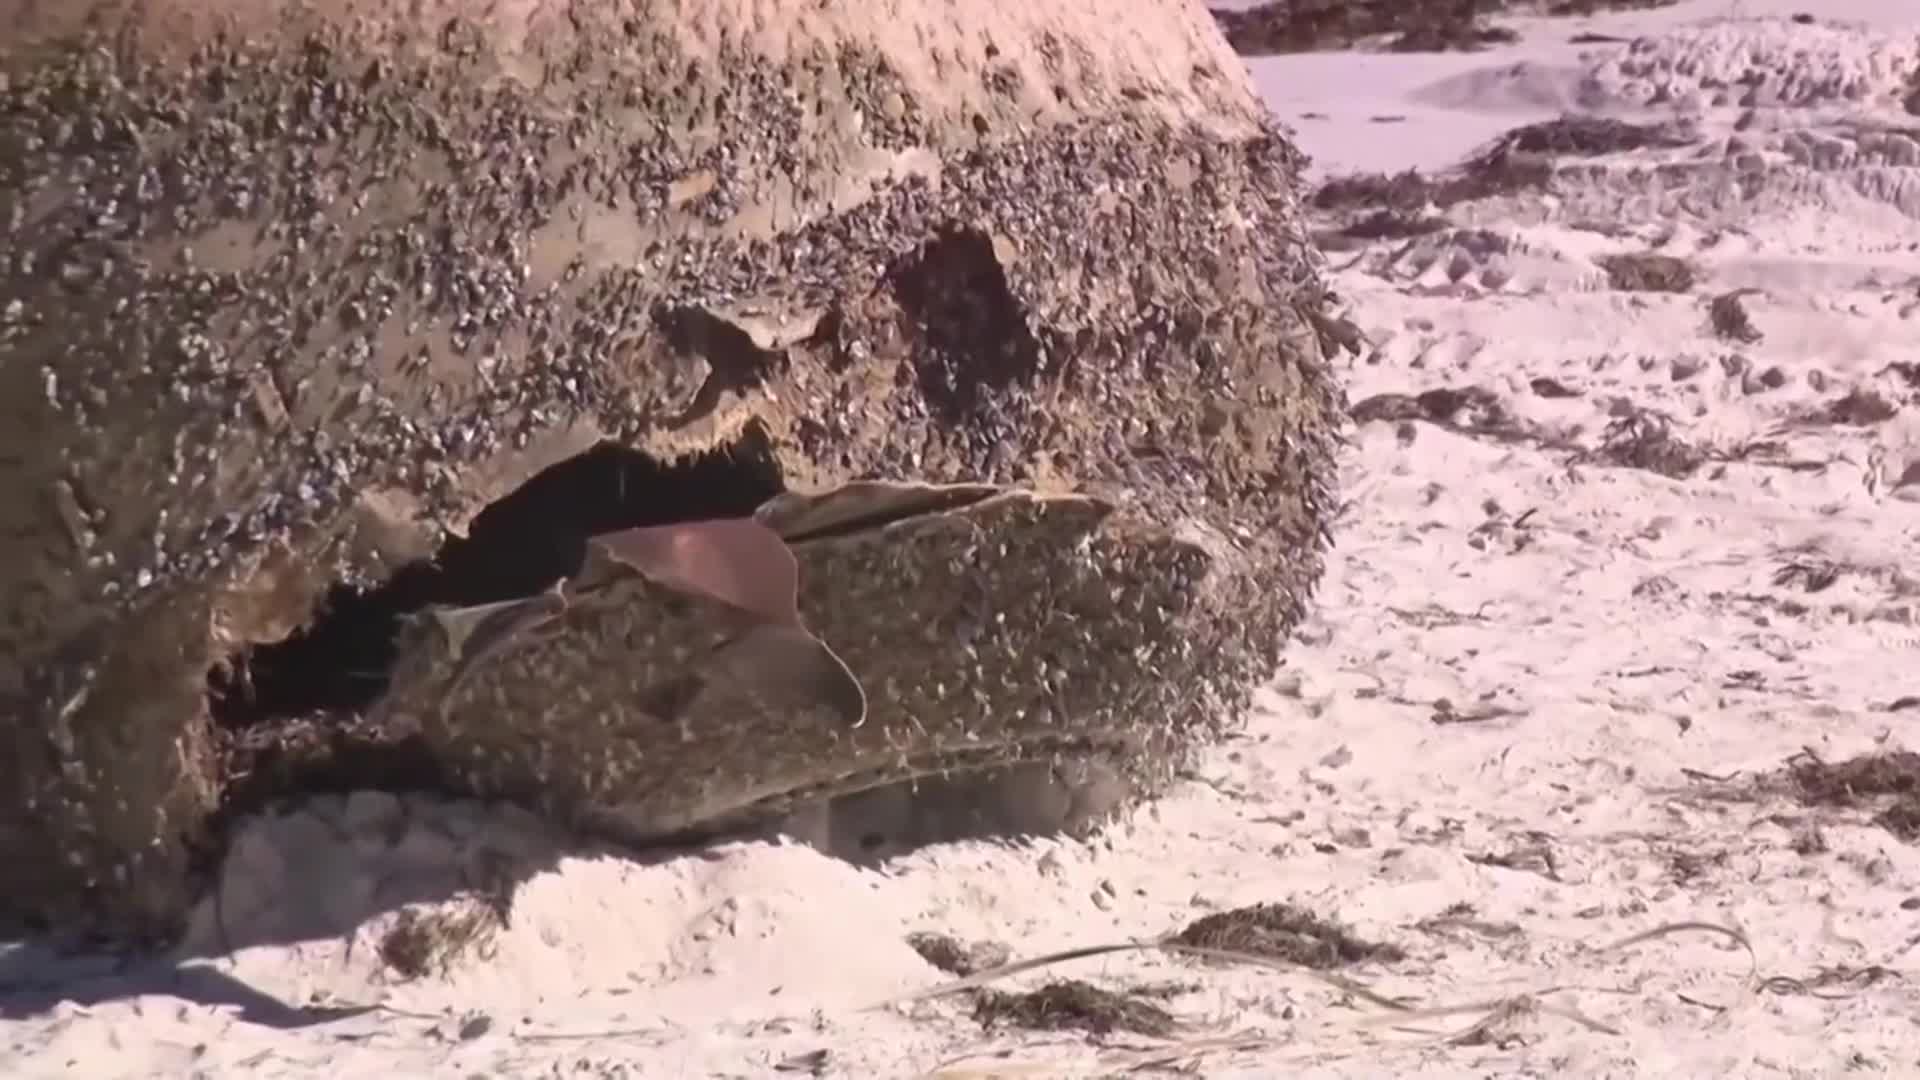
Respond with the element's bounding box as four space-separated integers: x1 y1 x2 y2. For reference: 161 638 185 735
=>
0 0 1343 935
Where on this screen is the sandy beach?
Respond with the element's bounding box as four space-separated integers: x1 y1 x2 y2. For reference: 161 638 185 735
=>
6 2 1920 1076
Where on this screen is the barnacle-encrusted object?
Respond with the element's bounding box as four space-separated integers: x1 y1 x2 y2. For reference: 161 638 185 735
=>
0 0 1346 937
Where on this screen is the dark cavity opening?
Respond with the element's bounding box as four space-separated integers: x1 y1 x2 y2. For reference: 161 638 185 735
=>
208 423 786 729
890 227 1041 423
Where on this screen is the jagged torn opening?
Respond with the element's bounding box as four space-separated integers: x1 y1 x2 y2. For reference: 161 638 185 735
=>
204 424 787 805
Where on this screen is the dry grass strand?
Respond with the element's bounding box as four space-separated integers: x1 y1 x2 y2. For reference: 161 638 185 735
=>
901 917 1767 1075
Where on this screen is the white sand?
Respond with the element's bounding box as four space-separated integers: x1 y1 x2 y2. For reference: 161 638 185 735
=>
8 6 1920 1077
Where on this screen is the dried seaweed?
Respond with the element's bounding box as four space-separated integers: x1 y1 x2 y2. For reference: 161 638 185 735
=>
1885 362 1920 390
1336 209 1452 241
1313 170 1452 214
882 911 1769 1065
1498 115 1694 157
1333 146 1531 210
1352 383 1821 486
1788 751 1920 806
1583 409 1705 478
1709 289 1764 343
1467 836 1561 882
877 901 1410 1020
1780 750 1920 843
1875 797 1920 842
1313 116 1692 215
973 978 1177 1038
1772 560 1843 594
1817 388 1899 426
907 931 1013 977
1349 385 1510 430
1312 155 1549 212
1414 901 1524 942
1544 0 1679 12
1169 901 1406 969
1212 0 1512 55
1530 376 1582 399
1389 20 1518 53
1599 253 1696 293
1761 964 1901 999
377 900 504 979
1211 0 1679 57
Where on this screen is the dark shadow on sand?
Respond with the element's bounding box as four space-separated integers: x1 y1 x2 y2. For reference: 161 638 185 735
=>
0 951 376 1028
0 761 1134 1024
